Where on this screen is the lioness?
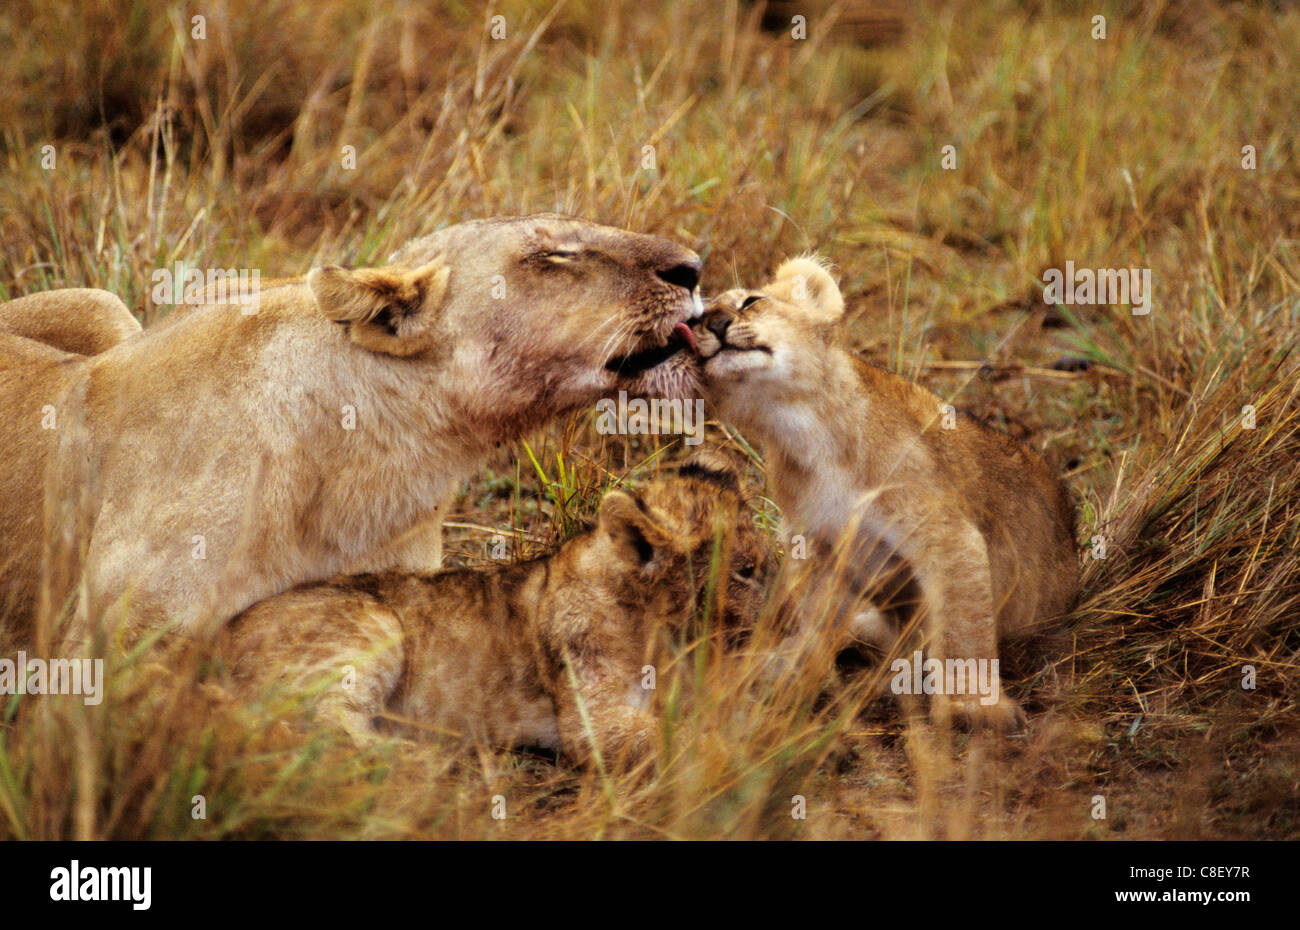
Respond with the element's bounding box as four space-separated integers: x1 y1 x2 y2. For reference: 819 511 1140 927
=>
690 257 1078 728
214 454 769 765
0 215 703 647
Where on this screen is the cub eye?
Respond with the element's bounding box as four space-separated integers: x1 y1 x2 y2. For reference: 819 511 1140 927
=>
739 295 764 309
736 564 757 579
537 249 581 263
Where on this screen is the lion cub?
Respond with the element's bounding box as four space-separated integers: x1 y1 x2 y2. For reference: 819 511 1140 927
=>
691 258 1078 728
215 455 768 765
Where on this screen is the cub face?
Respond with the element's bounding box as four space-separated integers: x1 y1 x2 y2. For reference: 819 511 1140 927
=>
578 451 771 638
691 256 844 392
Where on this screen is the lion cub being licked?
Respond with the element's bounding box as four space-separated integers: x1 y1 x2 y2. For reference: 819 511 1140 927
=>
215 454 769 766
690 258 1078 728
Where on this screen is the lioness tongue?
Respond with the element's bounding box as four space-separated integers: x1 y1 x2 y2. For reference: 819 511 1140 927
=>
674 321 699 355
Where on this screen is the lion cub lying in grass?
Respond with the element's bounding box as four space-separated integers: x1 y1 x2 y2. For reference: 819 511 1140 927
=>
215 454 768 766
691 258 1078 729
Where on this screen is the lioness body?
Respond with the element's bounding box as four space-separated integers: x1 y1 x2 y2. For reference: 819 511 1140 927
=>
693 258 1078 726
218 460 768 764
0 215 703 646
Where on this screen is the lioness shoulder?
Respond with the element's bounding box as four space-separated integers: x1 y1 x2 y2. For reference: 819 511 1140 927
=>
0 288 141 357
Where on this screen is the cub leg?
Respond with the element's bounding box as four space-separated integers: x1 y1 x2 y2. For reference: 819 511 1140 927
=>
862 493 1023 731
226 599 406 744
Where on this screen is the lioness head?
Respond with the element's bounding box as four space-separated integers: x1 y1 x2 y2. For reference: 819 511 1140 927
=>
308 215 704 422
690 255 844 393
573 450 770 637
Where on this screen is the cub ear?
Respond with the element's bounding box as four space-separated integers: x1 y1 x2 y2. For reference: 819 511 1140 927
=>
597 490 677 571
308 259 450 357
768 255 844 324
677 448 744 494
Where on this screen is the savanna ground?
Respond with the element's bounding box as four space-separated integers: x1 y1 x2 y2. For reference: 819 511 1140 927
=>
0 0 1297 840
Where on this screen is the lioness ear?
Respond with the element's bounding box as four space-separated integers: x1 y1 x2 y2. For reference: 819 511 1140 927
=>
768 255 844 324
597 491 676 571
308 259 450 357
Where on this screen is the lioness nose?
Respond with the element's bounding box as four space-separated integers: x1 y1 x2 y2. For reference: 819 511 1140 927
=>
657 259 701 292
705 313 731 340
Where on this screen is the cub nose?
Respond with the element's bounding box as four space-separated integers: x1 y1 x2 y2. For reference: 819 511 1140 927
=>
656 258 701 293
705 313 731 341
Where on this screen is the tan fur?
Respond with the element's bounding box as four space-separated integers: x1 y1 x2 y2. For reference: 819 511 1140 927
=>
692 257 1079 728
0 215 703 649
0 288 141 355
215 458 769 766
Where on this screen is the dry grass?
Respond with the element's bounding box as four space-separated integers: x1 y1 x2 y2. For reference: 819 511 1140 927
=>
0 0 1297 839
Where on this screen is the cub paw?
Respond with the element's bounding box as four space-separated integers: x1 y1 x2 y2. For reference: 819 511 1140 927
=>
936 692 1027 733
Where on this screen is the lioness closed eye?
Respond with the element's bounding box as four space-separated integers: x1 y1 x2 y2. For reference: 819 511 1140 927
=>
214 454 770 766
0 215 705 649
690 257 1079 729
